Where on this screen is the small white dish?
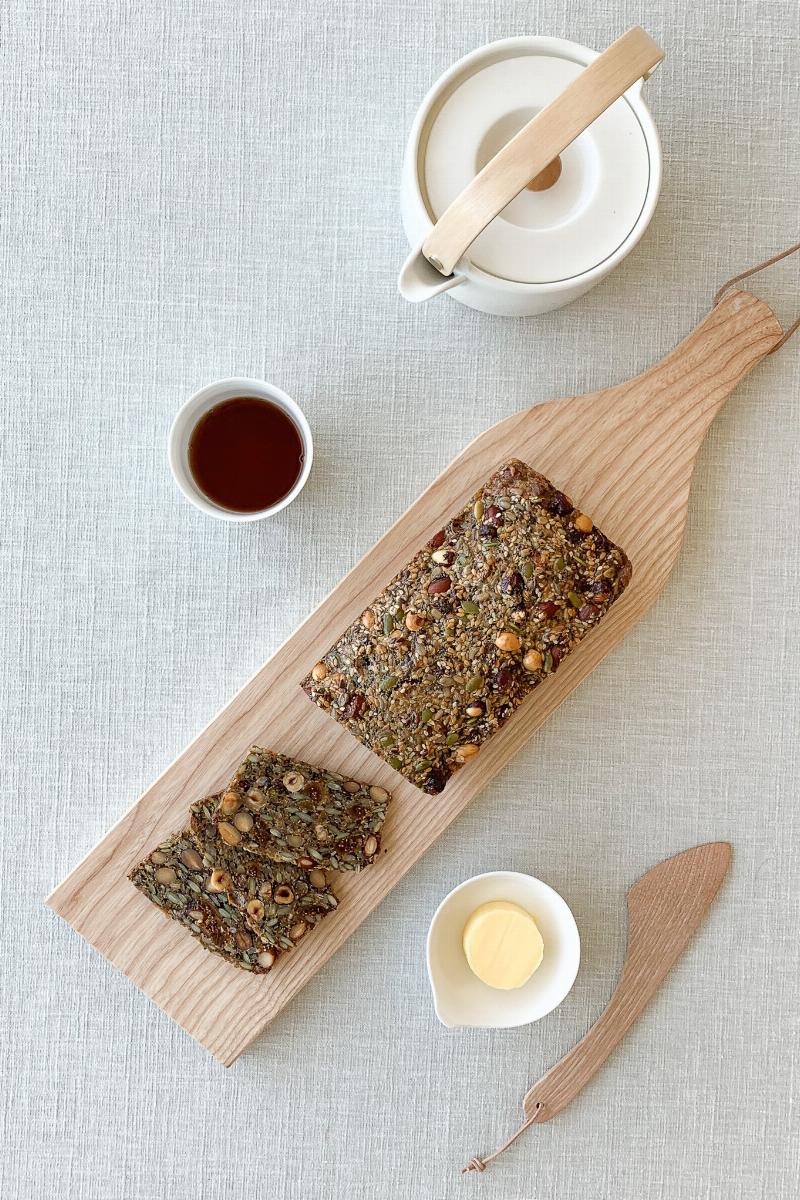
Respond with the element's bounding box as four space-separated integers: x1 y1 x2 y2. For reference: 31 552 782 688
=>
426 871 580 1028
168 377 313 522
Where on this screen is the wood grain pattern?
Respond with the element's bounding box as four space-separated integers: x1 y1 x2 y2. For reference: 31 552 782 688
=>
524 842 733 1122
421 27 664 275
46 289 782 1065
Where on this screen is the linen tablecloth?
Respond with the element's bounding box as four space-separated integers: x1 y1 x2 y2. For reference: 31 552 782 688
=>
2 2 798 1197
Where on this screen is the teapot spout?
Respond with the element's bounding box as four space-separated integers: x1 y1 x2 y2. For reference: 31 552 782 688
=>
398 244 465 304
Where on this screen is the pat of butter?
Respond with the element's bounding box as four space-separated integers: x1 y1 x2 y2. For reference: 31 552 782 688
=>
462 900 544 990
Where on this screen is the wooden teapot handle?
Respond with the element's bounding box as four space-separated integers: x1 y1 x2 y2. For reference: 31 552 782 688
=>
423 27 664 277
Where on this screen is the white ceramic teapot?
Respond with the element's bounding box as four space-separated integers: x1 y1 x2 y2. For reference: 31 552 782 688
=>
399 27 664 316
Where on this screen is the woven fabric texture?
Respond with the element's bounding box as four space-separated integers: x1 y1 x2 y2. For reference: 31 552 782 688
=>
2 1 799 1197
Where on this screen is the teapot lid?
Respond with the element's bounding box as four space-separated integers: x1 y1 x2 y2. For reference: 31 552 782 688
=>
421 50 652 286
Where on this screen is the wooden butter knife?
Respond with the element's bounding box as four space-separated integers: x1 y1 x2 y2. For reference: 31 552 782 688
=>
464 842 732 1173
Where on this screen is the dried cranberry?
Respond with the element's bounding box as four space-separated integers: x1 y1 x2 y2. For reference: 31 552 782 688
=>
427 576 451 594
429 529 446 548
550 647 562 668
538 600 558 618
499 465 517 482
306 779 328 804
423 767 450 795
485 505 504 526
500 571 524 594
579 603 600 621
435 549 456 566
495 667 515 691
346 693 366 719
546 491 574 516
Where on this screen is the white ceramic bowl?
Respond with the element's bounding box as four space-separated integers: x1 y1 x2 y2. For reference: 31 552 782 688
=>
168 377 313 522
426 871 580 1028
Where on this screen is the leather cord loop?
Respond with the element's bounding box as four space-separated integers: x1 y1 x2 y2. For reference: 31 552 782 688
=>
461 1105 545 1175
713 241 800 353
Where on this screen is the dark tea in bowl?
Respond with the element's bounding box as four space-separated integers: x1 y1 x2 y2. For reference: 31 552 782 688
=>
169 379 313 521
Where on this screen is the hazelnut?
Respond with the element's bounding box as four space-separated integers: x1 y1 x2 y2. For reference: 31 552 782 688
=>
257 950 276 969
466 702 485 717
154 867 178 886
311 662 328 681
574 513 593 533
246 899 265 922
219 791 241 816
308 869 327 889
207 868 231 894
455 744 480 762
282 771 305 793
246 787 268 809
363 835 379 858
274 885 294 905
235 930 252 951
369 785 389 803
217 821 242 846
289 921 307 941
405 611 425 632
180 847 203 871
343 780 361 794
150 851 168 865
494 630 521 652
523 650 544 672
233 810 254 833
298 856 314 869
361 609 375 629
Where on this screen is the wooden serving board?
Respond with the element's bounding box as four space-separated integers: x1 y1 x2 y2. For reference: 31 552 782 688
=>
47 290 783 1065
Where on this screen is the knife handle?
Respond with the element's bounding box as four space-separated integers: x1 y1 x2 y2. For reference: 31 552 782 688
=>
524 959 672 1122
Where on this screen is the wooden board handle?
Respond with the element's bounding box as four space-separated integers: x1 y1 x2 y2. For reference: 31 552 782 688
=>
422 27 664 276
